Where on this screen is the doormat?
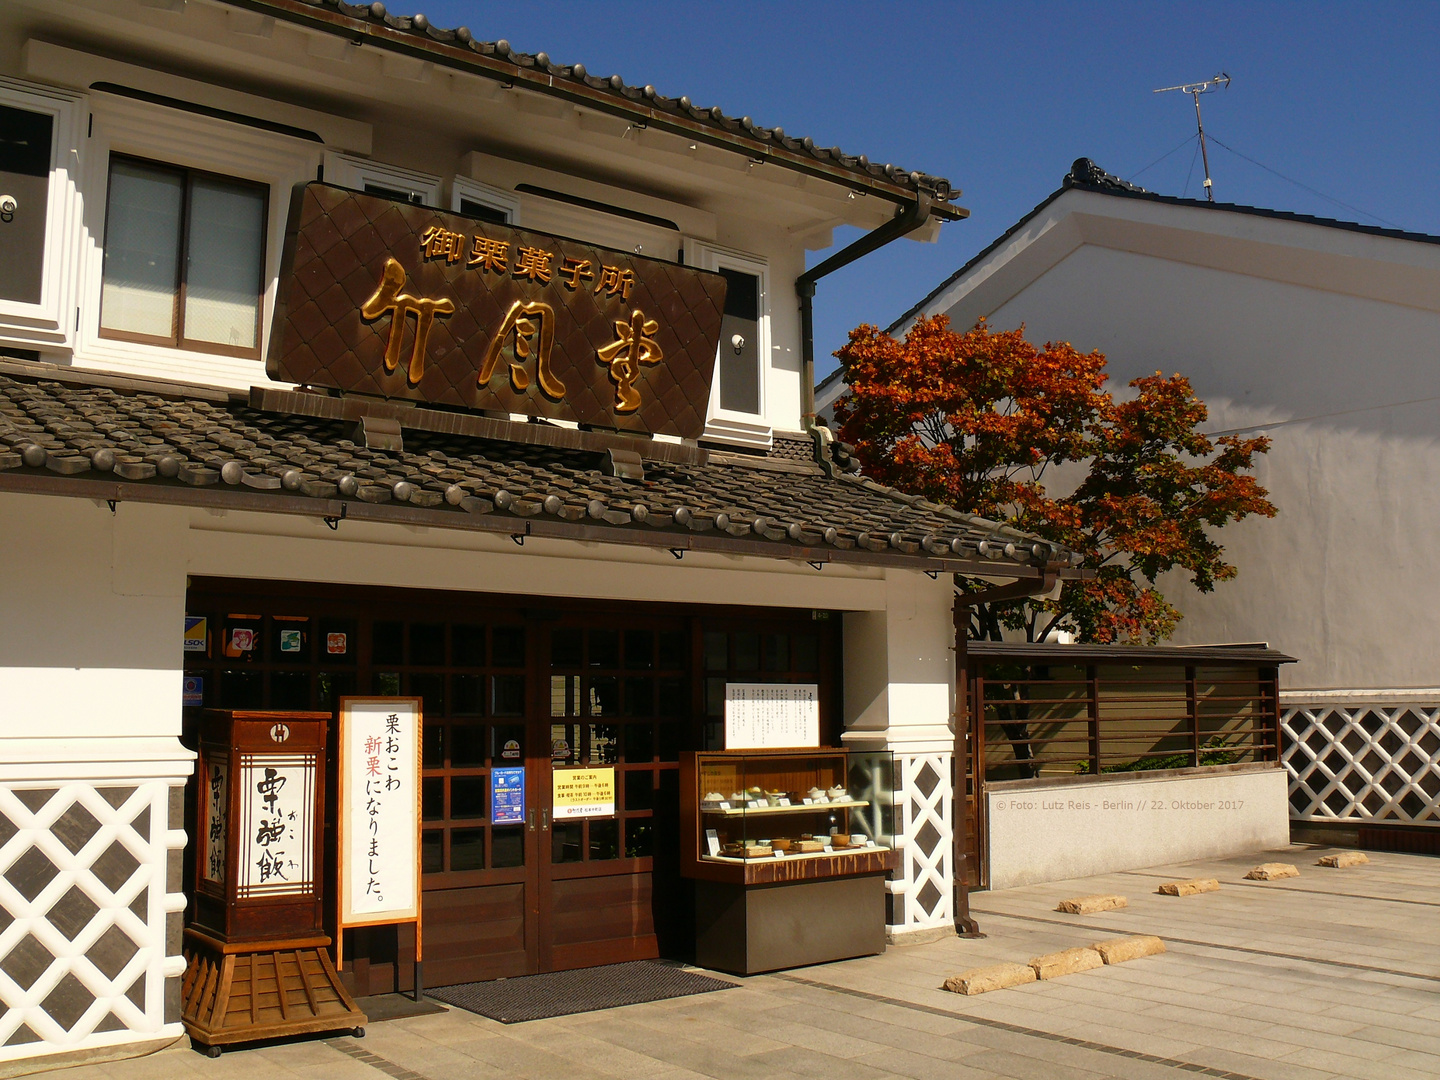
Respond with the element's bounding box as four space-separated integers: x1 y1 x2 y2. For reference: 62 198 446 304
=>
427 960 737 1023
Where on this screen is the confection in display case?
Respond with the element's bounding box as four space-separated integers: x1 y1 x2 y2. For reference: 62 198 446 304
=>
680 748 897 974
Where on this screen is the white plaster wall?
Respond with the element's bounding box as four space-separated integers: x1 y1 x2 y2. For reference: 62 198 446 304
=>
975 244 1440 692
0 494 188 740
986 766 1290 890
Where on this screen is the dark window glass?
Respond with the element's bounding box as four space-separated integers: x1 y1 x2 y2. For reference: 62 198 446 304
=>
364 182 422 205
372 622 403 665
589 819 619 861
373 671 401 696
492 825 525 867
492 626 525 667
410 674 444 717
452 624 486 666
422 723 444 769
589 723 619 765
625 820 653 858
551 627 583 668
552 822 583 863
717 267 760 414
589 629 619 669
705 677 724 718
421 831 442 874
624 629 654 670
624 677 654 718
492 675 525 717
0 105 52 304
703 632 727 671
658 722 682 762
452 674 484 716
451 724 486 767
658 630 687 670
411 623 445 665
589 676 619 717
459 197 509 224
624 723 655 763
658 677 688 720
317 672 356 711
450 828 485 871
219 670 263 709
734 633 760 671
270 672 310 710
450 776 486 819
550 723 577 764
625 769 653 811
794 634 820 672
421 777 443 821
764 634 789 672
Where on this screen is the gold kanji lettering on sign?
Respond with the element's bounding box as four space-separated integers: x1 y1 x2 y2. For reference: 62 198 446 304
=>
513 246 554 283
595 264 636 300
596 308 663 412
360 258 456 386
480 300 566 399
419 225 466 264
558 257 595 289
468 236 510 273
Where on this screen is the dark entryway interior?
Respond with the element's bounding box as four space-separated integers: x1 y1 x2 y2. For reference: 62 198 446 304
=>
181 577 839 995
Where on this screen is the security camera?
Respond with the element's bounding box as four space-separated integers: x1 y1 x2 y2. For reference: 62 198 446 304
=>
0 195 16 217
731 333 745 354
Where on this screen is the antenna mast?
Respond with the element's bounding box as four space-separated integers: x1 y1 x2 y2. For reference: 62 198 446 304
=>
1153 72 1230 201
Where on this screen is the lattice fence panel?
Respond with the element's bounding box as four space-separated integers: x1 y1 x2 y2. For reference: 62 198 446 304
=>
0 781 185 1062
887 753 952 930
1282 705 1440 822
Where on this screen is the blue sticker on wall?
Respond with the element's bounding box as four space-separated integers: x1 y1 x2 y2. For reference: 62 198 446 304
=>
182 675 204 707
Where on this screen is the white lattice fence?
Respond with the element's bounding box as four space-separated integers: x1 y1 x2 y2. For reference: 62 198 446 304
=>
0 780 187 1062
1282 704 1440 822
887 753 952 931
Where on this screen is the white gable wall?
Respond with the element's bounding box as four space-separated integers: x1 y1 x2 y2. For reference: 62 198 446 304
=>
918 193 1440 693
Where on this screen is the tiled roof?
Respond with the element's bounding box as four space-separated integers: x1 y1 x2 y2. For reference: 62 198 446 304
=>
0 365 1072 577
243 0 962 214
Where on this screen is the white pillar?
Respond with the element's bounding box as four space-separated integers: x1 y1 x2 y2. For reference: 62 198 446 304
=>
841 570 956 941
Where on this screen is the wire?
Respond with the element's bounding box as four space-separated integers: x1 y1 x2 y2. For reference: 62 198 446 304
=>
1127 133 1198 183
1181 138 1201 199
1205 134 1405 230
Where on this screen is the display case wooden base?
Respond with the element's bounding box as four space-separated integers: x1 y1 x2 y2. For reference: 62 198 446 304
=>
181 929 366 1055
694 872 888 975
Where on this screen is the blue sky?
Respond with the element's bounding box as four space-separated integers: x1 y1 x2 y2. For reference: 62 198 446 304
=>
417 1 1440 379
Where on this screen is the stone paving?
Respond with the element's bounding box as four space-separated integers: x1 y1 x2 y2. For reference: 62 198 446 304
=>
51 845 1440 1080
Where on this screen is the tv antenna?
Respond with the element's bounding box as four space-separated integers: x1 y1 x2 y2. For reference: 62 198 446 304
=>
1153 72 1230 201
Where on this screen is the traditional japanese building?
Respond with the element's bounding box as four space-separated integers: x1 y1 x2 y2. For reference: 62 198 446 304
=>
0 0 1073 1070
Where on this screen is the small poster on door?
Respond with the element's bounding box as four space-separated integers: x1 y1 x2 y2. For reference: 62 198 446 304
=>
552 767 615 819
491 767 526 825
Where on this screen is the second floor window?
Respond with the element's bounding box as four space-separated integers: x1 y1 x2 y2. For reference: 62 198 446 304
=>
100 156 268 357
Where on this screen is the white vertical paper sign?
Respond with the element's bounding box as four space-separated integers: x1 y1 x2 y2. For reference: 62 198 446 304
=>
724 683 820 749
340 698 421 926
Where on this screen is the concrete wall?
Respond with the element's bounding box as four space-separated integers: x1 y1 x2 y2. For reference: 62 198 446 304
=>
986 764 1290 890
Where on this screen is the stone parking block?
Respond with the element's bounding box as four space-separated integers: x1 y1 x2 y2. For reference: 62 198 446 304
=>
1156 877 1220 896
1319 851 1370 868
1055 894 1127 914
941 962 1037 995
1091 936 1166 964
1028 947 1104 980
1247 862 1300 880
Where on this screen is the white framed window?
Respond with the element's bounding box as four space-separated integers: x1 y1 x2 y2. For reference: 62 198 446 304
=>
451 176 520 225
323 151 441 206
99 155 268 358
0 77 86 354
685 239 772 449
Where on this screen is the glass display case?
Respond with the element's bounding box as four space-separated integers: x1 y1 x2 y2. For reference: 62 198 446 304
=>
680 749 896 885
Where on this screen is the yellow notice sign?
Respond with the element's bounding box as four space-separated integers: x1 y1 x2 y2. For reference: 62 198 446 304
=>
552 767 615 820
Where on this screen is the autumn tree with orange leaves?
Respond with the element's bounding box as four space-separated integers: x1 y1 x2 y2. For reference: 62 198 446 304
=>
830 316 1276 643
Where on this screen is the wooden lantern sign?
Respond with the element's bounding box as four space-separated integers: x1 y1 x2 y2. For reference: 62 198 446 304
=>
183 710 365 1054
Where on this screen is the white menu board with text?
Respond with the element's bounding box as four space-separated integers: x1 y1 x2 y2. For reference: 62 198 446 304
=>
724 683 820 749
339 697 421 926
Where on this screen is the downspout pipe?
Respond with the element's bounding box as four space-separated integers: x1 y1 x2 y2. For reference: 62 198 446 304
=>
796 192 933 428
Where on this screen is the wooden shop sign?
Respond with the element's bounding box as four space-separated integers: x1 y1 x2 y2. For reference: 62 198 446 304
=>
267 183 729 439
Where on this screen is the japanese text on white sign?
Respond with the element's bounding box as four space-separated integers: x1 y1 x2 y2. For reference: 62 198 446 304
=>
724 683 820 749
339 698 421 926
